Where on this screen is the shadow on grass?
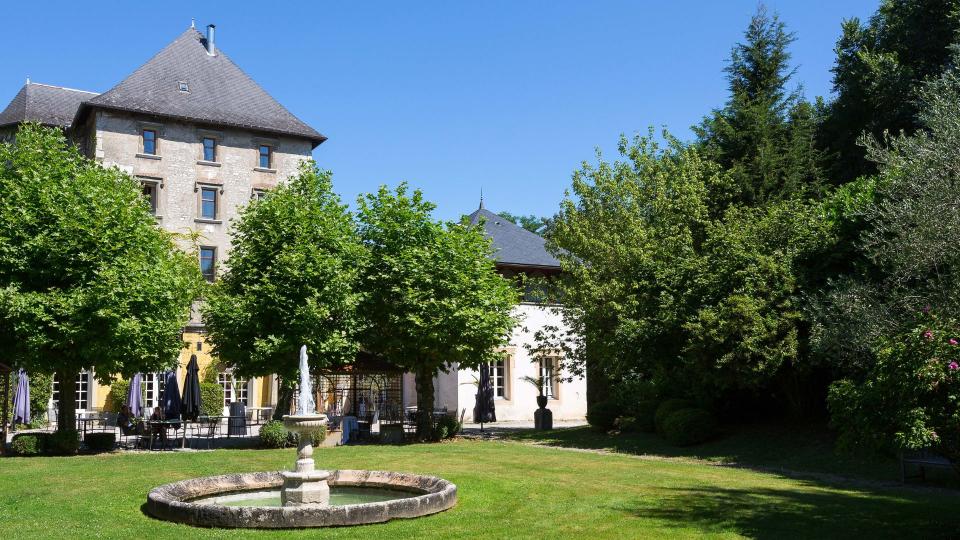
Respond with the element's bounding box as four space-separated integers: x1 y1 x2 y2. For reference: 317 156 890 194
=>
505 423 959 487
618 484 960 539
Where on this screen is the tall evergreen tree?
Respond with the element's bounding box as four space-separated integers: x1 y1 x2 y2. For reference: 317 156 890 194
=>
695 5 823 207
820 0 960 183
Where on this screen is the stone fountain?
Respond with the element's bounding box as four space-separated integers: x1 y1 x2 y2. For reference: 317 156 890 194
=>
145 345 458 528
280 345 330 506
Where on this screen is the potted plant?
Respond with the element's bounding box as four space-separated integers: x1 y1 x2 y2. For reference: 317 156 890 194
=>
521 375 549 409
521 374 552 430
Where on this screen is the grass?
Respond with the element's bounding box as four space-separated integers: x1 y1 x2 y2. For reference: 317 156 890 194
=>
1 436 959 539
506 422 912 482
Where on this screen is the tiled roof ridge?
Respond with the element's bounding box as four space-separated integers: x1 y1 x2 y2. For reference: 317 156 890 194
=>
27 82 99 95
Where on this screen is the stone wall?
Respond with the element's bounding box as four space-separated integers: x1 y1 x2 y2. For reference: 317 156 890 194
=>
91 110 313 267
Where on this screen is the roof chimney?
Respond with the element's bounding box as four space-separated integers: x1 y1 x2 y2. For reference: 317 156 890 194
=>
205 24 216 56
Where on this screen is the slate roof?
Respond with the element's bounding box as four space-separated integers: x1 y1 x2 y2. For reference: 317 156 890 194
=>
468 205 561 269
77 28 325 146
0 82 98 129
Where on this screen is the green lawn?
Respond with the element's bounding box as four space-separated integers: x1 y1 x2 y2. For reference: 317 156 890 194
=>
1 436 958 539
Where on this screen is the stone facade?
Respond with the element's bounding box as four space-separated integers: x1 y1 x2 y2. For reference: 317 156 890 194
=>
65 111 313 415
80 110 313 262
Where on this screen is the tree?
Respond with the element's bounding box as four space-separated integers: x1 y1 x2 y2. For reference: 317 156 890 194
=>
203 164 365 418
695 5 824 206
548 131 831 412
819 0 960 183
357 184 517 438
497 212 550 235
547 132 714 389
0 124 200 432
811 50 960 378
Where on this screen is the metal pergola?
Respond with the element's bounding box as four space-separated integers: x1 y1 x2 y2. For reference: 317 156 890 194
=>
313 352 405 424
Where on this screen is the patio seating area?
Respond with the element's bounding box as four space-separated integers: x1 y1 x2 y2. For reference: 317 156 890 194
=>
5 406 270 452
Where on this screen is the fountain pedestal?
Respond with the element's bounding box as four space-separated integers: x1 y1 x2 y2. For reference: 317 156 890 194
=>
281 414 329 507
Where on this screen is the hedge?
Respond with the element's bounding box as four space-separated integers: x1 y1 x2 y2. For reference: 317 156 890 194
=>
586 399 621 431
200 382 225 418
661 408 716 446
654 399 694 434
85 432 116 452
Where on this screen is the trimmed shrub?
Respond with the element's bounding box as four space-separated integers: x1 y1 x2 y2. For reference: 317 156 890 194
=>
586 399 620 431
615 416 638 432
436 415 461 439
199 382 225 418
10 434 42 456
655 399 694 434
84 432 116 452
106 379 131 413
46 429 80 455
290 426 327 446
631 399 660 432
661 408 716 446
259 420 291 448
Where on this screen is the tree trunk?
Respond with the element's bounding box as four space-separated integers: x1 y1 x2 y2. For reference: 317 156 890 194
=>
414 367 435 440
273 376 294 421
56 370 77 433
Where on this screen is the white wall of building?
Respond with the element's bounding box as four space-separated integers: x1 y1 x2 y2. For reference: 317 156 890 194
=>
437 303 587 422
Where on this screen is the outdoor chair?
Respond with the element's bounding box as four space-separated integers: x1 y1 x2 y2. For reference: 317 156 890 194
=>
192 417 220 449
100 412 118 432
358 411 379 440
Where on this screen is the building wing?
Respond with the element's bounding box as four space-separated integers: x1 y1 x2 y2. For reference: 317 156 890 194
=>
0 83 97 129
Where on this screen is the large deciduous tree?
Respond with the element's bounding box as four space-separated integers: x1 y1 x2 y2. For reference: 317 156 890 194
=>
357 184 517 439
811 50 960 378
549 131 832 413
203 164 364 418
819 0 960 183
0 124 200 432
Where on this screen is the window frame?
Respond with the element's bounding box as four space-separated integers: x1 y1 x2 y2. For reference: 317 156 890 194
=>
218 372 249 406
199 186 218 220
142 129 158 155
199 246 217 282
540 358 558 400
52 371 91 412
202 137 217 162
139 177 161 216
489 359 508 400
258 144 273 169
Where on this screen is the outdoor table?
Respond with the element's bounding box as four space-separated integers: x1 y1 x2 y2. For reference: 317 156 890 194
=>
76 413 100 439
247 407 272 425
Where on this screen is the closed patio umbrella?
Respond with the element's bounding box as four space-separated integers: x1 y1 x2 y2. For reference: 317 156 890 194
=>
162 370 182 422
127 373 143 418
181 355 201 421
12 369 30 425
474 363 497 425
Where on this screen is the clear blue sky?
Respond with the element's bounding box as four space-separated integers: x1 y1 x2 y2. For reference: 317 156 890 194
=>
1 1 877 220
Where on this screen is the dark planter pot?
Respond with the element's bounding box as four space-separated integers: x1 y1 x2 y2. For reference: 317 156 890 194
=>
536 396 548 409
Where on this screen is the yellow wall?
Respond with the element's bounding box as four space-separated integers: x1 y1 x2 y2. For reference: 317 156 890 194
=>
89 331 271 411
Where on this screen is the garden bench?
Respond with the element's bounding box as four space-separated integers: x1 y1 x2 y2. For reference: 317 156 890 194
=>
900 449 955 482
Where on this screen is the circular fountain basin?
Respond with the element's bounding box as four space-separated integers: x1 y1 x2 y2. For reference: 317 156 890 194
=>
146 470 457 528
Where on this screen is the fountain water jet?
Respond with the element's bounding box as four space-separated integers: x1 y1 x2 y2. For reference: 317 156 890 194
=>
280 345 330 506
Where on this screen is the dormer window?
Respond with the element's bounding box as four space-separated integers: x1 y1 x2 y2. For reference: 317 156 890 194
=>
142 129 157 155
178 81 189 92
202 137 217 162
258 145 272 169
